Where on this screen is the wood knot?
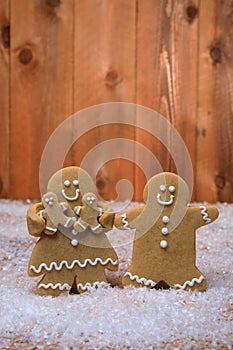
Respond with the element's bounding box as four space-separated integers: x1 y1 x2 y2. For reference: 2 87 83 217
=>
1 23 10 48
210 47 222 64
46 0 61 7
105 69 121 87
18 48 33 65
215 174 226 190
186 5 198 22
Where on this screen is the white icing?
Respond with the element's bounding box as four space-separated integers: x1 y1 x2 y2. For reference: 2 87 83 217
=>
38 281 108 291
121 213 129 228
64 217 74 227
77 281 108 291
98 208 103 216
125 273 205 290
30 257 118 274
160 240 168 248
75 206 81 216
71 239 78 246
124 272 156 287
91 224 102 232
161 227 169 235
169 185 175 193
76 219 88 230
38 283 70 291
60 202 68 211
157 194 174 206
162 216 170 223
72 229 78 235
160 185 166 192
73 179 79 186
174 275 205 290
61 188 80 201
200 206 212 224
64 180 70 187
45 226 57 233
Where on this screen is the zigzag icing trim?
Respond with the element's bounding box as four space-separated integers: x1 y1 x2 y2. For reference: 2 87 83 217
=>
124 272 156 287
121 213 129 229
200 205 212 224
77 281 108 291
174 275 205 290
125 272 205 290
30 257 118 274
38 283 70 291
38 281 108 291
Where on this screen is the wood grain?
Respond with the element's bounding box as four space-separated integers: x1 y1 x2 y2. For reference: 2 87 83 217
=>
196 0 233 202
135 0 199 200
72 0 137 200
10 0 74 199
0 0 10 197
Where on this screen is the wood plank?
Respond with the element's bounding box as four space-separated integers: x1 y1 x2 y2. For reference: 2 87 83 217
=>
196 0 218 202
73 0 136 201
10 0 74 199
214 0 233 202
0 0 10 198
135 0 198 200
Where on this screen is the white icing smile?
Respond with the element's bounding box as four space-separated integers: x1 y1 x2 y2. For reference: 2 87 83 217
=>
157 193 174 206
157 184 176 206
61 188 80 201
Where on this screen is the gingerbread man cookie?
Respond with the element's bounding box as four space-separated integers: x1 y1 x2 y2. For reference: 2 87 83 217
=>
113 172 219 292
74 192 114 234
27 166 118 296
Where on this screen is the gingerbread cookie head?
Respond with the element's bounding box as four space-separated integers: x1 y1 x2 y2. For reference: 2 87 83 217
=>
47 166 96 210
142 172 191 232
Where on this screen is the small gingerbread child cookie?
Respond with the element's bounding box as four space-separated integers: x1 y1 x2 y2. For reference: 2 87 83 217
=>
73 192 114 234
112 172 219 292
39 192 76 236
27 166 118 296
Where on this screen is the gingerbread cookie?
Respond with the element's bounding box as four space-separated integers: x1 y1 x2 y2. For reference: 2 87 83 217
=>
74 192 114 234
113 172 219 291
27 166 118 296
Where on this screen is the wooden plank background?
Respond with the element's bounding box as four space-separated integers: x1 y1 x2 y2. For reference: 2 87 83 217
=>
0 0 232 202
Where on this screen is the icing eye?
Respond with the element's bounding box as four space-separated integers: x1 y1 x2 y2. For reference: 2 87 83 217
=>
160 185 166 192
87 196 91 201
169 186 175 193
64 180 70 187
73 179 79 186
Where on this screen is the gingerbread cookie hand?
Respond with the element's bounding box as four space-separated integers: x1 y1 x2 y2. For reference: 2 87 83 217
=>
27 202 46 237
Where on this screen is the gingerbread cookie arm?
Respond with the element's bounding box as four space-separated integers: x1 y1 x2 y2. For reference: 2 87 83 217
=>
98 211 115 229
114 206 144 229
188 205 219 228
27 202 46 237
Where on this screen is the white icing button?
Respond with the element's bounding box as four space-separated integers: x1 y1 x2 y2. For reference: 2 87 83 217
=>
160 240 168 249
45 198 49 203
71 239 78 246
160 185 166 192
48 201 53 206
169 185 175 193
162 216 169 223
64 180 70 187
161 227 169 235
72 229 78 235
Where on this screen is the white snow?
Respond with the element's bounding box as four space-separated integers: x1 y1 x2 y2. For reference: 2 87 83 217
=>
0 200 233 349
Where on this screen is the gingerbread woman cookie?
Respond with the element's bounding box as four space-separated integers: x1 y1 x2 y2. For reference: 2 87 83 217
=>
27 166 118 296
113 172 219 291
